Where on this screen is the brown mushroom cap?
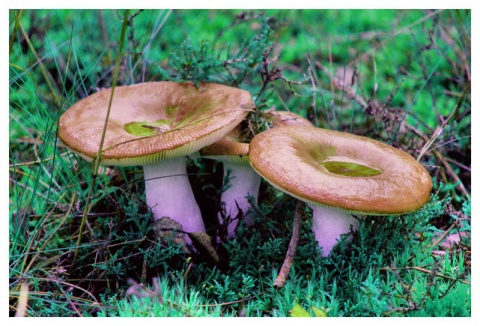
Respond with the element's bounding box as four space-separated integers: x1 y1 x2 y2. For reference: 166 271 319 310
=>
249 126 432 215
58 81 253 166
198 123 250 164
262 110 314 128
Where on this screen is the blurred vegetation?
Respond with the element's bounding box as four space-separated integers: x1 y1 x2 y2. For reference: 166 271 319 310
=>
9 9 470 317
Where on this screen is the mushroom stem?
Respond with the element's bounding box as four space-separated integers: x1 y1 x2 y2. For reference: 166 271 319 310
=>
143 156 205 234
219 162 261 238
311 205 360 256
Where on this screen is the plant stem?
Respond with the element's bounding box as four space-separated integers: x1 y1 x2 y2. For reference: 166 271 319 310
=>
73 10 130 263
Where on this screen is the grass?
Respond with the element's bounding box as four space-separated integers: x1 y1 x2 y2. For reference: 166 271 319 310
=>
9 9 471 317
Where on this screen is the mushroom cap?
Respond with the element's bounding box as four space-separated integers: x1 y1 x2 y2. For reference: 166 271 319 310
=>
199 110 313 164
249 126 432 215
58 81 253 166
199 122 250 164
262 110 314 128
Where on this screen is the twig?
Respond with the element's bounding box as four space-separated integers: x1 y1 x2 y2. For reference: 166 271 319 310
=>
430 220 459 249
14 282 29 317
274 200 305 288
306 55 318 126
58 284 83 317
445 157 471 172
406 124 469 197
416 100 458 161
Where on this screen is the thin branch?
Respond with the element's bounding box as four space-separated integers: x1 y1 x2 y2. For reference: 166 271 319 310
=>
407 124 469 197
274 200 305 288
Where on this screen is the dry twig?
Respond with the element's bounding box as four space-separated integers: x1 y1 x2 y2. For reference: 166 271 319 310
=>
274 200 305 288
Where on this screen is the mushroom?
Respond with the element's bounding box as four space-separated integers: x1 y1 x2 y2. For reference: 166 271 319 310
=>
58 81 253 244
200 110 313 239
261 109 315 129
248 126 432 256
199 124 256 238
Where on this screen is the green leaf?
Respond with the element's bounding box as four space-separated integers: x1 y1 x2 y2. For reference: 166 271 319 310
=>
311 306 328 317
290 303 311 317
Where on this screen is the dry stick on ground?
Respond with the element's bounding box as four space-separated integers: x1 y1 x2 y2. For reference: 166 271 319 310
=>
14 282 29 317
429 218 461 250
274 200 305 288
